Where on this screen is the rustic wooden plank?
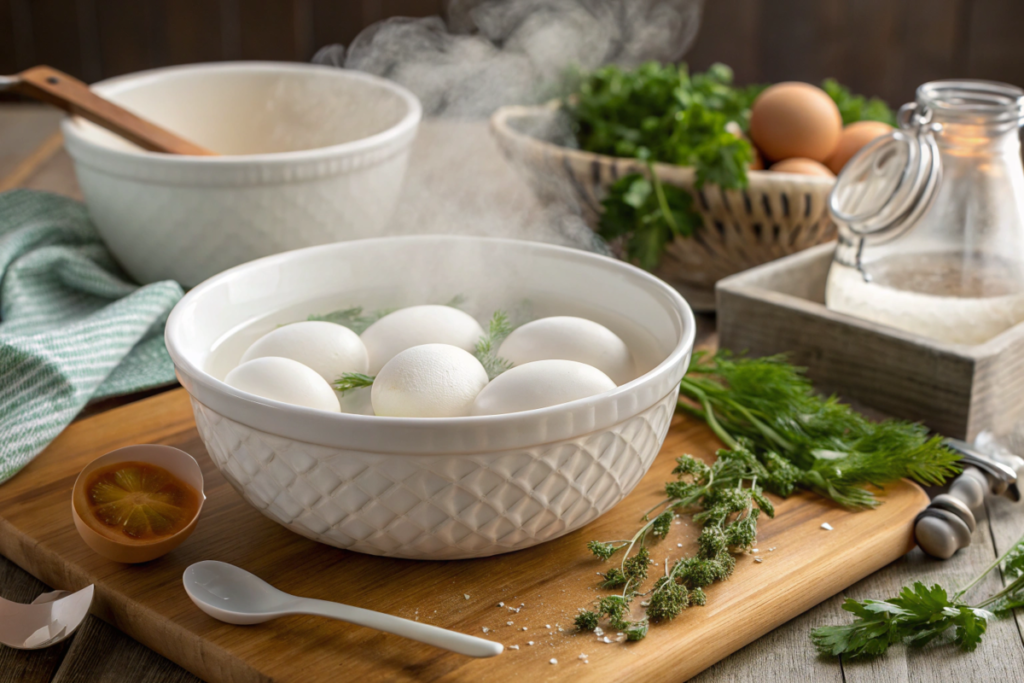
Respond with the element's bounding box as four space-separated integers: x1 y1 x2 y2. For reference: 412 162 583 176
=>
839 516 1024 680
0 388 927 683
0 0 16 75
685 0 761 85
983 486 1024 652
163 0 226 65
965 0 1024 86
94 0 163 78
0 555 73 683
237 0 302 61
23 0 89 80
18 148 82 199
50 616 200 683
0 105 63 186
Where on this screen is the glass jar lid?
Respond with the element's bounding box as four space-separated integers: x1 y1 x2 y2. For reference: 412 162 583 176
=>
828 104 942 242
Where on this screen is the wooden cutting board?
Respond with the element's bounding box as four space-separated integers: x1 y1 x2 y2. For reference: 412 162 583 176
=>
0 388 928 682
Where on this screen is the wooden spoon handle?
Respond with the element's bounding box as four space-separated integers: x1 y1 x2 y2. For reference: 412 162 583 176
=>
13 65 217 156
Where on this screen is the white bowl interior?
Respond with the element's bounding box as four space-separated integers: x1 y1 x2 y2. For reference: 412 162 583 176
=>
72 64 413 155
172 238 685 389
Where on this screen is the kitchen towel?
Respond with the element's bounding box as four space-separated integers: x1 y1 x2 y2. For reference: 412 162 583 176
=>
0 190 183 483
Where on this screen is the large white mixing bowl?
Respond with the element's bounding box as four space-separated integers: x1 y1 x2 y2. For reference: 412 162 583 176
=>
165 236 695 559
62 62 421 287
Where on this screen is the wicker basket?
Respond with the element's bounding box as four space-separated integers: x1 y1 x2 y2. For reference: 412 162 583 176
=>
490 104 837 309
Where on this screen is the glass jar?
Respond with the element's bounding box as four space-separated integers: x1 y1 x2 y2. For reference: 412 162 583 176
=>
825 80 1024 345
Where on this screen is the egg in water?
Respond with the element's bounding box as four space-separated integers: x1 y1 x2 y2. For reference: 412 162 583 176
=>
361 305 485 375
496 316 634 385
371 343 489 418
241 320 369 384
471 360 615 416
225 357 340 412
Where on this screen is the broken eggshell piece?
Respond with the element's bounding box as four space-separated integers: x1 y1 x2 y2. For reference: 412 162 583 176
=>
0 584 94 650
72 444 206 564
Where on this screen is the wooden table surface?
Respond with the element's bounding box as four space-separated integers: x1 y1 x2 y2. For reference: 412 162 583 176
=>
2 103 1024 682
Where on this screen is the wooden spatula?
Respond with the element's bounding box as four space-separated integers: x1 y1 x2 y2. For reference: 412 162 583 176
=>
0 65 217 156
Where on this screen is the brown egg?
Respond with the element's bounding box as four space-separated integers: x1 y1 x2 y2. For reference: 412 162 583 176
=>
826 120 894 174
750 82 843 162
769 158 835 178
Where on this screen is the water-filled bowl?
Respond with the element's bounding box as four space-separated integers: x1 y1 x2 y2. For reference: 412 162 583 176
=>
165 236 695 559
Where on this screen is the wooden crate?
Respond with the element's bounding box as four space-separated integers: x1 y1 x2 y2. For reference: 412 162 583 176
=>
715 243 1024 440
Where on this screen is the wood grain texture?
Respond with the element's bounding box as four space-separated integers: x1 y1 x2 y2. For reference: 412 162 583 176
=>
0 556 73 683
0 388 927 683
13 66 216 155
0 105 64 184
716 243 1024 440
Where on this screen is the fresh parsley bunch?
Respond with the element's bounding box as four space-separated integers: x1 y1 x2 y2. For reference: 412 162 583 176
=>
814 531 1024 657
564 63 897 272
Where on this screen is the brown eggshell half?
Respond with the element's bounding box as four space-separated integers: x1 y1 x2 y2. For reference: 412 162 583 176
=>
72 444 206 564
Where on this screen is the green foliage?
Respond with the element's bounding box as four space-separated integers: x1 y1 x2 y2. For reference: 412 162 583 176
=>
679 351 961 507
333 372 375 395
574 610 600 631
474 310 514 379
814 531 1024 658
308 305 393 335
822 78 897 126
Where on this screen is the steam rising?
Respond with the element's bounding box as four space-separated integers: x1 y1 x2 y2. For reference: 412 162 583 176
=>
313 0 704 248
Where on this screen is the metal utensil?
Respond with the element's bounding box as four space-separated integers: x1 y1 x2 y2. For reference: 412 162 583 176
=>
1 65 215 155
0 585 94 650
182 561 502 658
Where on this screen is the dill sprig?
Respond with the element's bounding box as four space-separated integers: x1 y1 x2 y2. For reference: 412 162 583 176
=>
579 351 962 641
308 306 393 335
474 310 514 380
812 530 1024 658
679 351 961 508
333 373 375 396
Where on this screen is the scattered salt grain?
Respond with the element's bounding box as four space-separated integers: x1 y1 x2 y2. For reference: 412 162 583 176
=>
769 547 776 552
821 522 833 531
546 624 552 629
593 627 604 637
507 621 514 626
509 645 519 650
498 602 504 607
482 627 490 633
579 654 589 662
600 636 612 643
464 594 471 600
550 659 558 665
528 641 535 646
754 558 763 563
522 627 528 631
751 548 759 553
677 543 683 548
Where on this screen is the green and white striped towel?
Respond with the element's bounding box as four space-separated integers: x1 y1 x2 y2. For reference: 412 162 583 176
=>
0 190 183 483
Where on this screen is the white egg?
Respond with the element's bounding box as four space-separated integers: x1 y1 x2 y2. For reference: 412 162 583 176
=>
241 321 368 385
371 344 489 418
361 305 485 375
496 316 635 385
471 359 616 416
225 357 341 412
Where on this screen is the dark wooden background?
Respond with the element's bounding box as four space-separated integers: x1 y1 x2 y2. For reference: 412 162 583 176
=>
1 0 1023 109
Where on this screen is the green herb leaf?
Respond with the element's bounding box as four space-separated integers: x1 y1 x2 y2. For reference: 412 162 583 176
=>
333 372 375 395
474 310 515 379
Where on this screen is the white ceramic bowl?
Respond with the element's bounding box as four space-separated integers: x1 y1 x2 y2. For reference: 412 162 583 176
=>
62 62 421 287
165 236 695 559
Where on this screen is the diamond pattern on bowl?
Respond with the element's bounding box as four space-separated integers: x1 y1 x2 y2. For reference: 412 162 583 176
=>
191 391 677 559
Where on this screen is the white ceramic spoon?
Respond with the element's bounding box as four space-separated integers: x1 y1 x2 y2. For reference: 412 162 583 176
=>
182 561 502 658
0 585 94 650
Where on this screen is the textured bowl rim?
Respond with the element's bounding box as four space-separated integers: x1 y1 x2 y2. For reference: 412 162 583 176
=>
166 235 696 453
489 103 836 189
60 61 423 167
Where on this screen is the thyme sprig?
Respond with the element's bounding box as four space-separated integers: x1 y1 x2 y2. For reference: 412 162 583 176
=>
813 530 1024 657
